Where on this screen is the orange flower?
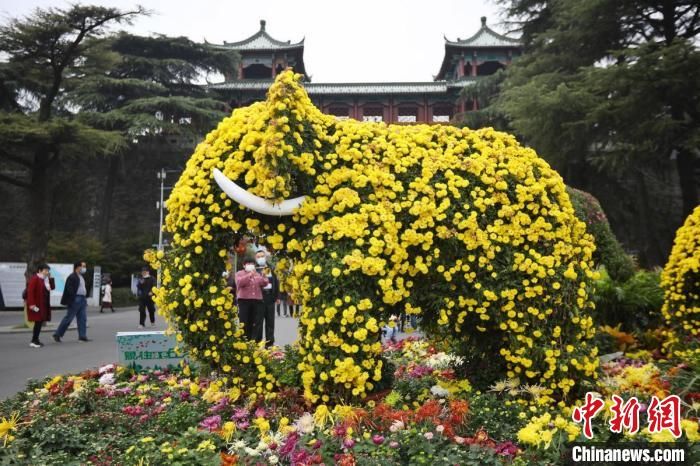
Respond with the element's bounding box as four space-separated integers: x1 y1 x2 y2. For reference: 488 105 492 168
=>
415 399 442 423
448 400 470 425
220 452 238 466
366 404 409 430
337 453 357 466
600 325 637 349
466 428 496 448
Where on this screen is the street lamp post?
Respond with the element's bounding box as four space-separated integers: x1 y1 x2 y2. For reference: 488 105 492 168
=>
156 168 166 288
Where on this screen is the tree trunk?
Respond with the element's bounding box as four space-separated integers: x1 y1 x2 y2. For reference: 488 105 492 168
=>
99 155 120 242
26 150 50 275
676 148 698 218
636 170 665 266
661 0 698 218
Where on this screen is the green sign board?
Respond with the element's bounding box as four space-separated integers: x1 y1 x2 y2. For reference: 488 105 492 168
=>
116 331 186 371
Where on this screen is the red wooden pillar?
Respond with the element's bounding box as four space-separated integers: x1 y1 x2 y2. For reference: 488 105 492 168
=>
472 51 478 77
458 56 465 78
271 54 276 78
423 98 430 123
238 62 243 80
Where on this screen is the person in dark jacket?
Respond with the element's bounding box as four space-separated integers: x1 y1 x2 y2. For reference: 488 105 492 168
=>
255 249 279 347
26 264 54 348
54 261 90 342
137 266 156 328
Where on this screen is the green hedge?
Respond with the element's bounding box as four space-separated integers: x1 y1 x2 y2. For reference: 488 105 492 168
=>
110 287 138 308
567 187 636 281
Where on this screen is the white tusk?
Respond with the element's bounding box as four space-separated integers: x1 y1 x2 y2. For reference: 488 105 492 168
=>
212 168 306 216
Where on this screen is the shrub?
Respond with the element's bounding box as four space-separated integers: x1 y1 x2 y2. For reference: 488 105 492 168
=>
101 233 154 287
110 287 138 307
47 232 105 267
567 187 636 281
661 205 700 357
592 267 663 331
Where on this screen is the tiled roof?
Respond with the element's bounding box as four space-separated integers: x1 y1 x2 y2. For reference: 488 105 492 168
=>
435 17 521 80
305 82 449 95
208 80 475 94
445 17 521 48
212 20 304 51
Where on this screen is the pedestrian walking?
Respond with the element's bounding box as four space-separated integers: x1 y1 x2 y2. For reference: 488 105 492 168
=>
100 278 113 313
234 257 268 340
53 261 90 342
137 267 156 328
26 264 54 348
255 249 278 347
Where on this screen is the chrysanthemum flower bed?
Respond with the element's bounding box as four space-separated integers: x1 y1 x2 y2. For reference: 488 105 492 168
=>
1 339 698 465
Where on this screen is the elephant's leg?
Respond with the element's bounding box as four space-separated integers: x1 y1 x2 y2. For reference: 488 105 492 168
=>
294 265 386 404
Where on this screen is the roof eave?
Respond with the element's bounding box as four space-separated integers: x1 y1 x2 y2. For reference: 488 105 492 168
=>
435 43 456 81
217 27 305 51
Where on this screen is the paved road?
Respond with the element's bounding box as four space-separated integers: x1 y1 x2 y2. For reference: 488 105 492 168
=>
0 308 300 400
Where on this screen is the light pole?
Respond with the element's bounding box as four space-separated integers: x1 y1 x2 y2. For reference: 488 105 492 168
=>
156 168 166 288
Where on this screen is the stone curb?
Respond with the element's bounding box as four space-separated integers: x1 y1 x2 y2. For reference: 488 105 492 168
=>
0 306 138 334
0 323 87 335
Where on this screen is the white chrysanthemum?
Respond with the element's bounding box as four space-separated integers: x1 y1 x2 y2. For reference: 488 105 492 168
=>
98 364 115 375
294 413 315 434
426 352 465 370
244 447 260 457
98 373 115 386
230 440 246 451
430 385 450 397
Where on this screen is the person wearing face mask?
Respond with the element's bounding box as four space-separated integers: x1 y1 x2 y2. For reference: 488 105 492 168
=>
235 257 269 340
26 264 54 348
137 266 157 328
254 248 279 347
54 260 90 343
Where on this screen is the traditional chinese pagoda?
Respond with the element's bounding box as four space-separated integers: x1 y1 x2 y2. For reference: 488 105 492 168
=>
209 17 521 123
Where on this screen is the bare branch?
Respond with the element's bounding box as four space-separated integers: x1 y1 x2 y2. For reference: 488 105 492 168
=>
0 172 30 189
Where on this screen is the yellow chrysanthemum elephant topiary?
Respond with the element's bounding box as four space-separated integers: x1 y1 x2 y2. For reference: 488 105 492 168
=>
150 70 599 404
661 205 700 358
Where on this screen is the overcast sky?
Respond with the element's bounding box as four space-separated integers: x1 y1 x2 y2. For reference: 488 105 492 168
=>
1 0 509 83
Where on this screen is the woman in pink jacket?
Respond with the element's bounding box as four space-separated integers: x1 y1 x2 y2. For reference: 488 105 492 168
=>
234 257 269 340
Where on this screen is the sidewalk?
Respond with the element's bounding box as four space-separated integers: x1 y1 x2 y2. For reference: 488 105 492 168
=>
0 306 138 334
